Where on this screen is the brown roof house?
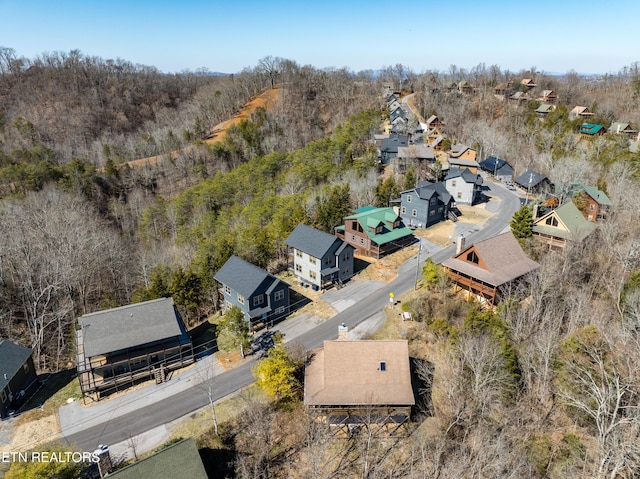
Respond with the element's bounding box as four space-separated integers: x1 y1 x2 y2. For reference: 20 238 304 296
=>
304 325 415 434
442 232 540 305
335 206 414 259
569 106 594 120
76 297 194 401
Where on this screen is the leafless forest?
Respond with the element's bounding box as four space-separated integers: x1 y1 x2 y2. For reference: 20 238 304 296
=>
2 48 640 477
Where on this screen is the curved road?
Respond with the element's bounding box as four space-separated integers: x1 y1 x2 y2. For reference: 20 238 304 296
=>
64 183 519 450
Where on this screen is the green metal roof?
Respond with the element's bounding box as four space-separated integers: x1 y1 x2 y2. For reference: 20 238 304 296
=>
344 207 413 245
533 202 597 241
579 123 604 135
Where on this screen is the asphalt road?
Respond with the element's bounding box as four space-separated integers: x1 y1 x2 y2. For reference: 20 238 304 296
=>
64 183 519 451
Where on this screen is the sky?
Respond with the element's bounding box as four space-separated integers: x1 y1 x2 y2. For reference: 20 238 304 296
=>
2 0 639 75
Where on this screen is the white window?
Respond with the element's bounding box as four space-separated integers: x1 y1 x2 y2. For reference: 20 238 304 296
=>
225 300 232 310
309 271 317 280
401 206 406 214
412 209 417 217
275 306 286 315
457 192 462 199
296 250 302 258
253 294 264 307
451 180 457 187
224 285 231 295
360 238 365 244
274 289 285 301
295 264 302 272
309 257 317 265
407 195 412 202
237 294 245 304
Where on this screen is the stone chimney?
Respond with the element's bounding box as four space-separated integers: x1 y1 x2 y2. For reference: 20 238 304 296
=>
338 323 349 341
456 235 466 255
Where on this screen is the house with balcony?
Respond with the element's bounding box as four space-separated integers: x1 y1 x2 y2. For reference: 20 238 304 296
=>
304 325 415 435
442 232 540 305
335 207 414 258
75 297 194 400
532 201 598 250
445 167 483 205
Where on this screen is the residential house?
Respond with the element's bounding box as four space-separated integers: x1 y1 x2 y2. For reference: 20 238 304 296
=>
106 437 208 479
304 325 415 434
335 206 414 258
567 182 612 222
569 106 594 120
215 256 290 328
75 297 194 400
608 122 638 137
458 81 475 94
509 91 530 104
425 115 445 130
445 167 483 205
448 144 479 172
478 156 514 183
535 103 556 118
285 224 355 290
395 181 453 228
389 105 405 122
379 133 408 164
494 82 512 97
579 123 605 138
427 128 447 150
532 201 598 250
394 145 436 174
521 79 537 89
390 116 408 134
442 232 540 305
0 340 38 418
514 169 553 194
539 90 558 102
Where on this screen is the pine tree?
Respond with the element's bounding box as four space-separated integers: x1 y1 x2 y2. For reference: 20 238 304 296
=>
510 205 533 240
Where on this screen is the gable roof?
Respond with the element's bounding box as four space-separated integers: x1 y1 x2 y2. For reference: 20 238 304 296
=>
449 143 474 158
344 207 413 245
79 298 186 358
214 256 283 298
404 181 452 204
514 169 549 188
442 232 540 287
304 339 415 407
568 182 612 206
397 145 435 160
107 437 208 479
609 122 637 134
532 201 598 241
535 103 555 113
479 156 514 175
570 106 593 116
285 224 349 259
445 167 483 185
0 340 33 391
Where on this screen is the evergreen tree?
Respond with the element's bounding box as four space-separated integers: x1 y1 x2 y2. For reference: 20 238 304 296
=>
374 176 400 207
316 183 351 232
510 205 534 240
216 306 251 358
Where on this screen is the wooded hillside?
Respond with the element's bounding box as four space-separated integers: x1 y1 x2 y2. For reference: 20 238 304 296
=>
2 50 640 477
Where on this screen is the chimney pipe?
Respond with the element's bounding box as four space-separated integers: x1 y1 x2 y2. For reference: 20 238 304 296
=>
338 323 349 341
456 235 466 255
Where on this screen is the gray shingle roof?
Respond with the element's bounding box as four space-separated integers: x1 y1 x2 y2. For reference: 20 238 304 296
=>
79 298 186 358
479 156 513 175
285 224 346 259
214 255 281 298
514 169 548 188
411 181 452 203
445 167 483 185
0 340 33 391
